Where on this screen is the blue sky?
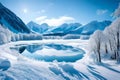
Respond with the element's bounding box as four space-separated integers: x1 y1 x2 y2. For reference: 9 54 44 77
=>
0 0 120 26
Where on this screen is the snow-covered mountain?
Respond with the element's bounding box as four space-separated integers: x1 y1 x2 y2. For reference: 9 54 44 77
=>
70 20 111 35
42 20 111 39
44 23 82 36
27 20 111 37
27 21 49 33
0 3 30 33
50 23 81 33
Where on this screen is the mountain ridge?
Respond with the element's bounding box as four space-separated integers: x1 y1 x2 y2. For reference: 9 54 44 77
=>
27 20 111 37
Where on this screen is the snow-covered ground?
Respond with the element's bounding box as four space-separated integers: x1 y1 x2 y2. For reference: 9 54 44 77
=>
0 39 120 80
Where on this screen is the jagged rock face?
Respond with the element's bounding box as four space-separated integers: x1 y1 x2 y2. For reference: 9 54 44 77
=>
0 3 30 33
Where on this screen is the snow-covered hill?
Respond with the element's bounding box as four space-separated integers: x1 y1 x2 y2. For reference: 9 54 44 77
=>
27 21 49 33
0 3 30 33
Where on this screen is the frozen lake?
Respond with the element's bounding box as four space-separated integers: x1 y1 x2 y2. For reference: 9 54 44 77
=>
12 39 86 62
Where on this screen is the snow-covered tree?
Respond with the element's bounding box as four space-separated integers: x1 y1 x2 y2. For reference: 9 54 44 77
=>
0 24 12 44
89 3 120 63
89 30 104 62
104 18 120 62
11 33 43 41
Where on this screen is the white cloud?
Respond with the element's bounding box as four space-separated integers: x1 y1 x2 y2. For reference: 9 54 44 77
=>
97 9 108 15
35 16 75 26
35 16 47 21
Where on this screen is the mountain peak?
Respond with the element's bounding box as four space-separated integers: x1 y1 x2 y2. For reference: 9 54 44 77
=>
27 21 36 24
